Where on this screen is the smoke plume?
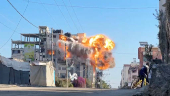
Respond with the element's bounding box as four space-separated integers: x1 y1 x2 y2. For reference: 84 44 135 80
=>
57 39 115 69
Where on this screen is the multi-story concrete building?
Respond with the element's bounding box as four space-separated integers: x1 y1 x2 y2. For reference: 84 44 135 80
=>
120 58 139 87
138 42 162 69
11 26 94 82
120 64 130 87
127 58 139 86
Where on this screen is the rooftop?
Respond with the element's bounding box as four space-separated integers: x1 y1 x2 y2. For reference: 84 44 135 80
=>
21 33 39 37
124 64 130 67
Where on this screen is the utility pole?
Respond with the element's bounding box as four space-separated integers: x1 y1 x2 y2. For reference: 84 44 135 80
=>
85 62 87 88
65 43 68 88
51 28 55 85
51 28 53 63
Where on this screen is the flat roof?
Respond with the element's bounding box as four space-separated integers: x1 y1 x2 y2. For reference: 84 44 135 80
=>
124 64 130 67
139 47 159 49
21 33 39 37
39 26 48 28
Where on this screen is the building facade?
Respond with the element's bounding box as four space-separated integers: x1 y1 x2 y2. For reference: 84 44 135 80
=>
11 26 94 82
127 58 139 85
120 64 130 87
120 58 139 88
138 42 162 69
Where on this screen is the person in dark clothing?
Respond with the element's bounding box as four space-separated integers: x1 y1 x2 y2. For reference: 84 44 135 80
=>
139 63 149 87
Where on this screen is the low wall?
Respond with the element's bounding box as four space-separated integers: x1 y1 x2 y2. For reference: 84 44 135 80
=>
0 62 29 85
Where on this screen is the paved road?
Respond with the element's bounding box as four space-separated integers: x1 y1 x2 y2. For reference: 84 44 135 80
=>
0 86 138 96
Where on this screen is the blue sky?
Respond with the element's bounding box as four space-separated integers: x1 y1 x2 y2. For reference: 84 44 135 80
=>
0 0 159 88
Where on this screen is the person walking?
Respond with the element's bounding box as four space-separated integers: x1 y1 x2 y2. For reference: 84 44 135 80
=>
139 62 149 87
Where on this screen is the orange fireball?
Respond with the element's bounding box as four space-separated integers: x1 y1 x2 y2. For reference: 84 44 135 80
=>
58 34 115 70
48 50 55 55
81 34 115 70
59 34 67 41
58 35 71 59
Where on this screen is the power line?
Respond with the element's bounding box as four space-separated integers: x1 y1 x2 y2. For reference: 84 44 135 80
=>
53 0 72 31
61 0 79 33
113 52 137 55
7 0 38 28
0 14 26 32
68 0 84 32
39 0 60 28
22 0 158 10
0 21 20 34
0 14 16 25
0 0 30 50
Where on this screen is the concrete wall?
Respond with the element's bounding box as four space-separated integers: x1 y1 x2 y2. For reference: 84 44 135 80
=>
121 64 130 87
0 62 29 85
128 69 138 83
124 66 130 83
138 47 162 69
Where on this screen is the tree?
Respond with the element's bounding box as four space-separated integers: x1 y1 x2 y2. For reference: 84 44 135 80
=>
101 80 110 89
55 79 64 87
144 44 153 62
86 79 92 88
154 10 169 64
69 83 74 87
55 78 73 87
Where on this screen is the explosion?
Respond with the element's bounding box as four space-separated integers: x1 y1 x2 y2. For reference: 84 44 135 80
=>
59 34 67 41
48 50 55 55
58 34 115 70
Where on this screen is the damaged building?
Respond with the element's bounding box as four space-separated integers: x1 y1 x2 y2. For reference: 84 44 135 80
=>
11 26 95 84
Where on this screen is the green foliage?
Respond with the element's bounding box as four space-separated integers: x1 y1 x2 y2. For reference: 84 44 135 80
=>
55 79 64 87
55 78 73 87
154 10 167 63
69 83 73 87
86 79 92 88
144 44 153 62
101 80 110 89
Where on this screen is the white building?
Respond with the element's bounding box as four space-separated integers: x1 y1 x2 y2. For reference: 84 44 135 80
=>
120 58 139 87
127 59 139 86
120 64 130 87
